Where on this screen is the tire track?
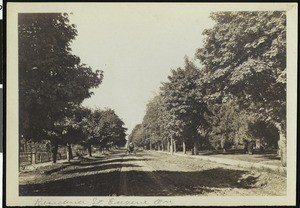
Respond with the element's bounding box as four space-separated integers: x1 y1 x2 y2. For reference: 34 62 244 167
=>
118 155 129 195
134 159 175 195
118 152 175 196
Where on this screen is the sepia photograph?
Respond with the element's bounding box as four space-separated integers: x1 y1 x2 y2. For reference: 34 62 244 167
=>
6 2 297 206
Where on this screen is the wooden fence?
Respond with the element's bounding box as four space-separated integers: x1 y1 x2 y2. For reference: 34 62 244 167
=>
19 152 67 167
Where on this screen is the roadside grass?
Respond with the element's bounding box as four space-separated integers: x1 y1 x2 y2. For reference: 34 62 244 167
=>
197 150 281 166
152 149 286 176
212 160 286 176
198 150 286 176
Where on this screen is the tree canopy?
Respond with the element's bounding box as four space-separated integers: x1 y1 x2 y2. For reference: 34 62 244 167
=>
196 11 286 129
160 58 210 150
130 11 286 166
82 108 127 150
19 13 104 142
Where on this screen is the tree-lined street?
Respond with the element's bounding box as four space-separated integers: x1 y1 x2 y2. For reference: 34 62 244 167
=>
16 8 290 199
19 150 286 196
129 11 287 167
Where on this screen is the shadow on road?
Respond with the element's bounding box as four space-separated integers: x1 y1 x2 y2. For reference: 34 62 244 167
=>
20 171 121 196
164 168 258 192
61 163 140 174
118 168 258 196
198 149 278 156
20 167 259 196
76 158 150 167
253 154 280 161
37 155 151 175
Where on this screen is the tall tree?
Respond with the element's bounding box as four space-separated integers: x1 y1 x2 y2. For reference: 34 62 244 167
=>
160 58 210 155
142 95 166 150
99 108 127 150
248 120 279 150
18 13 103 162
58 106 91 162
83 108 127 156
196 11 286 166
207 101 254 152
128 124 145 147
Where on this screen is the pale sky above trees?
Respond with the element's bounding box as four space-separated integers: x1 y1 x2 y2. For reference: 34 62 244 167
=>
64 3 295 136
69 4 215 135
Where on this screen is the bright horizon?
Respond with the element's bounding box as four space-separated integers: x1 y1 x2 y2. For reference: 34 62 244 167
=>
69 5 215 134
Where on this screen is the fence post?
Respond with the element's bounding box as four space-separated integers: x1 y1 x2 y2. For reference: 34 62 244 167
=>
31 152 36 165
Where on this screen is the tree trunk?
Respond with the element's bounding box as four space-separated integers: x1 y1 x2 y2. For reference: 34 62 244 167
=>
279 135 287 167
174 140 177 153
149 140 152 150
183 140 186 154
247 141 254 155
170 137 174 155
67 143 73 162
51 140 58 163
256 139 261 152
244 141 248 154
87 145 92 157
273 122 287 167
221 137 226 153
278 128 287 167
30 143 37 165
24 140 27 152
167 139 170 152
193 140 198 155
162 141 165 151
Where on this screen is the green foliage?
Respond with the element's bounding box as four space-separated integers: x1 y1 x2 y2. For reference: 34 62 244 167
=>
248 120 279 149
54 106 91 145
160 58 210 145
207 101 255 150
100 109 127 147
128 124 145 146
82 108 127 148
19 13 104 142
128 11 286 159
142 94 170 146
196 11 286 129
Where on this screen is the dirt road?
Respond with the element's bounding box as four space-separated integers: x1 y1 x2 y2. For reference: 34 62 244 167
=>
19 150 286 196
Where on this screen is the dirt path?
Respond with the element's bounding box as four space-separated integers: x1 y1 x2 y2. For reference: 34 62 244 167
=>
19 150 286 196
117 151 286 196
118 153 175 196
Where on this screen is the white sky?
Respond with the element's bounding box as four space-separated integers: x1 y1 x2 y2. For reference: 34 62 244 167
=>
69 4 215 134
